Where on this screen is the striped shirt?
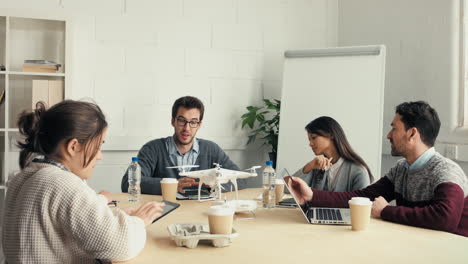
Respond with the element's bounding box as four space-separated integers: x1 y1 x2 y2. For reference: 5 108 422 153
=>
165 136 200 170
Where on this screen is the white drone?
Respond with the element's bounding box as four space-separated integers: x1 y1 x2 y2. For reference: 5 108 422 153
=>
167 163 261 201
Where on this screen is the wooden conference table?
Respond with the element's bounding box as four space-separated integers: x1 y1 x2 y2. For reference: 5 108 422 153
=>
114 189 468 264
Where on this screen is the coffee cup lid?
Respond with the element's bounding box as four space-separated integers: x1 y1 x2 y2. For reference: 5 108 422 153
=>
161 178 178 183
207 205 235 216
348 197 372 205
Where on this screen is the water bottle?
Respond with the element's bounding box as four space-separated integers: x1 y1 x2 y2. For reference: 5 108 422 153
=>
262 160 276 209
127 157 141 202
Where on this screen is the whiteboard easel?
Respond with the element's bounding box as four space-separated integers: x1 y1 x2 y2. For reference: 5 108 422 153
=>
277 45 386 179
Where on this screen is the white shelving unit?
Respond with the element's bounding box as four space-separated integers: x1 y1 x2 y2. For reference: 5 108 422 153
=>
6 71 66 77
0 15 67 190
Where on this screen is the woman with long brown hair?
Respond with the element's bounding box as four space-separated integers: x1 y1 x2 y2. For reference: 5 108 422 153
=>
293 116 373 191
2 100 164 263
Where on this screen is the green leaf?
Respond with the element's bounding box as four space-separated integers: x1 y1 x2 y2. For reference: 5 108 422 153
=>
266 105 277 110
240 113 251 119
241 99 281 152
247 135 257 145
265 119 275 125
247 106 261 112
257 115 265 122
263 99 273 108
241 118 249 128
241 115 256 129
247 118 256 129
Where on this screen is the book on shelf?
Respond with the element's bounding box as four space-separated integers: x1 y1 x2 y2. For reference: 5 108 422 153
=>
32 80 64 108
48 80 63 106
23 60 61 73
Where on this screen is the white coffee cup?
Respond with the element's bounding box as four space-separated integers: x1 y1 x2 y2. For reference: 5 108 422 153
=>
207 205 235 234
161 178 178 203
348 197 372 231
275 179 285 204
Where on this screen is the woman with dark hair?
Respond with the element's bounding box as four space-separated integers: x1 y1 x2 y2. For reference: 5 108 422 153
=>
2 100 164 263
293 116 373 191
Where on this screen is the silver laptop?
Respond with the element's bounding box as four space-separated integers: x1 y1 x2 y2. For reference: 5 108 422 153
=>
281 169 351 225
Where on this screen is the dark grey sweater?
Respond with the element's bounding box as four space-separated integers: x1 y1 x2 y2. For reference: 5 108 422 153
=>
121 137 246 195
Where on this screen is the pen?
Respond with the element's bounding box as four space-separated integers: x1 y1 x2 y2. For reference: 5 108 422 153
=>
107 200 119 207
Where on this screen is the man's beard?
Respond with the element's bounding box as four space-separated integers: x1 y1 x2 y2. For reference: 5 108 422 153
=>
390 147 402 156
390 141 403 157
174 134 193 145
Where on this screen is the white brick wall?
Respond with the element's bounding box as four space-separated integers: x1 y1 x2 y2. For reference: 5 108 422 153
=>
183 0 237 23
126 0 183 22
1 0 337 191
186 48 236 78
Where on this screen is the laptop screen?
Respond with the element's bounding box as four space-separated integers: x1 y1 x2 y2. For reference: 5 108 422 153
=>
280 169 351 225
280 169 311 223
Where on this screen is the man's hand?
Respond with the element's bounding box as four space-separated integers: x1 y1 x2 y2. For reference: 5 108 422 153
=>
130 201 165 226
177 177 199 193
303 156 333 174
371 196 389 218
285 176 313 205
98 190 112 203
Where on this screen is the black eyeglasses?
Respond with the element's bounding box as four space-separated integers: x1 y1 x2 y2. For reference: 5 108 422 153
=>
176 117 200 128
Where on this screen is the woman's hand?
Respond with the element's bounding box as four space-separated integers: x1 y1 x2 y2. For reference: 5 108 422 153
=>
130 201 165 226
303 156 333 173
285 176 313 205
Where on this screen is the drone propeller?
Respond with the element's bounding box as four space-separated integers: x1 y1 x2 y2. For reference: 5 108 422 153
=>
167 165 200 173
166 165 200 169
244 165 262 171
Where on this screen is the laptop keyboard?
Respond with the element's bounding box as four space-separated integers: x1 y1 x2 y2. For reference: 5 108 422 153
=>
309 208 343 221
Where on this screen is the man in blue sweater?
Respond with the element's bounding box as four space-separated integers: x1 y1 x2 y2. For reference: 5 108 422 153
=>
121 96 246 195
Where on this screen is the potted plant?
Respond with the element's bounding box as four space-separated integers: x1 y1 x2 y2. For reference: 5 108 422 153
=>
241 99 280 168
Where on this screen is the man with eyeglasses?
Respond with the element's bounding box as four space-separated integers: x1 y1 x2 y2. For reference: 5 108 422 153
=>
121 96 246 195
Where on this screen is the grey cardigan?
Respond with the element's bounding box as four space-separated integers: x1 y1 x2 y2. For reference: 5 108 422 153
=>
121 137 246 195
293 159 370 191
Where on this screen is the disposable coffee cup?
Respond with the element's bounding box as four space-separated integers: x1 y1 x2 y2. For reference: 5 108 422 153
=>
275 179 285 204
207 205 235 234
348 197 372 231
161 178 178 203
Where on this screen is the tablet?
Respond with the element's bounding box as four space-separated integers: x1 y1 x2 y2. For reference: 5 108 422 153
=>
277 198 299 208
177 188 212 200
152 200 180 223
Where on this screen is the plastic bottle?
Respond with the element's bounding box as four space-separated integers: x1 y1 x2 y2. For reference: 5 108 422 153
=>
127 157 141 202
262 160 276 208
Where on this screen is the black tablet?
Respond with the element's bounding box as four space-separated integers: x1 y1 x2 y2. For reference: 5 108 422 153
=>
177 188 212 200
152 200 180 223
